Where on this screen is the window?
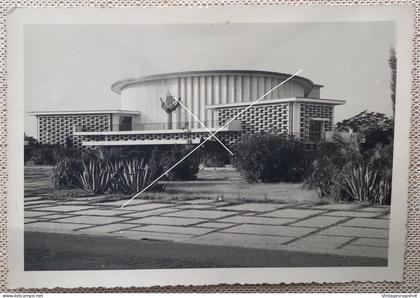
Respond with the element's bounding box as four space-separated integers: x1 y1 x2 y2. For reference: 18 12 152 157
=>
119 116 132 131
309 120 323 142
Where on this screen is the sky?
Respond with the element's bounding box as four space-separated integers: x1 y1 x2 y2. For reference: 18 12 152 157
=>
24 22 395 137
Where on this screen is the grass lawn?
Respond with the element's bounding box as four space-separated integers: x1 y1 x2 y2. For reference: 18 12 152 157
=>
24 166 321 204
24 166 100 200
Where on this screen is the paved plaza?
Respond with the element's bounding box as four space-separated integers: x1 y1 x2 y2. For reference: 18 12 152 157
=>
24 196 390 259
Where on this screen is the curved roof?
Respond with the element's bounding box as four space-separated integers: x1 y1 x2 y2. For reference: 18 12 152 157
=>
111 70 319 96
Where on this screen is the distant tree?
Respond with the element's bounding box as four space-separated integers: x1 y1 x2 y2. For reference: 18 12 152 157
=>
335 111 394 152
24 133 38 145
389 48 397 116
336 110 393 133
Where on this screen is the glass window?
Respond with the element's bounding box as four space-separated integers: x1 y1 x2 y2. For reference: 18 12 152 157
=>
309 120 322 142
119 116 132 131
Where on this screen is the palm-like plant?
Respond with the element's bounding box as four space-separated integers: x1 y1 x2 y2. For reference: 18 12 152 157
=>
336 163 391 205
76 157 113 195
117 158 156 194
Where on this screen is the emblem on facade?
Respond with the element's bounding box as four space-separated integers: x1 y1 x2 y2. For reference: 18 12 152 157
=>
160 93 181 113
160 93 181 129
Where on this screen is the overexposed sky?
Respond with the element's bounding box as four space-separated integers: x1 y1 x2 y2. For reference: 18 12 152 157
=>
24 22 395 137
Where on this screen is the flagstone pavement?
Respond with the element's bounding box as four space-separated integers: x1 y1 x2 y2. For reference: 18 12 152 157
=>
24 196 390 259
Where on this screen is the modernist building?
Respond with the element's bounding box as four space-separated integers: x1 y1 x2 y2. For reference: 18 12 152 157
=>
30 70 345 148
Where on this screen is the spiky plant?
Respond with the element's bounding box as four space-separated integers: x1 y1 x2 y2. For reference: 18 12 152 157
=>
336 163 391 204
118 158 157 194
76 157 113 195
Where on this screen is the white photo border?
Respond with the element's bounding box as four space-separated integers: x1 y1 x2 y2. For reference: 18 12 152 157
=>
6 5 415 288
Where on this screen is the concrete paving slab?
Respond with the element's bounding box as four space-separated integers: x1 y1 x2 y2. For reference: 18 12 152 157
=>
31 205 93 213
173 204 215 210
114 230 193 241
25 204 59 210
262 208 324 219
126 216 204 226
358 206 389 212
290 216 345 228
223 224 316 237
184 199 216 204
88 200 126 206
320 226 390 239
195 222 236 229
342 218 389 229
24 197 42 202
53 215 124 225
71 209 137 217
121 203 177 212
183 232 293 250
23 194 391 260
325 211 382 218
25 200 57 206
25 222 92 233
71 196 107 202
352 238 389 248
167 209 238 219
288 234 353 250
25 210 57 218
339 245 388 259
133 225 214 235
96 199 153 207
37 214 77 220
56 201 92 205
77 223 142 234
221 203 289 212
222 215 295 226
121 208 181 218
313 203 359 211
212 201 233 207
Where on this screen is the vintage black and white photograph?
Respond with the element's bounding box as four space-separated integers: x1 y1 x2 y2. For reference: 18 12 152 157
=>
7 6 414 287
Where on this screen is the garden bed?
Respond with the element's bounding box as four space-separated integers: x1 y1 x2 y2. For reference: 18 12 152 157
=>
25 166 321 204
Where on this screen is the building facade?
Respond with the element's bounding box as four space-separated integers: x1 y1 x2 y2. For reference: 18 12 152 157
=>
30 70 345 148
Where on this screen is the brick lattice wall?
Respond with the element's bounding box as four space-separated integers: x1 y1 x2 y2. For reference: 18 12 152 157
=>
299 103 334 141
216 103 290 144
38 114 111 147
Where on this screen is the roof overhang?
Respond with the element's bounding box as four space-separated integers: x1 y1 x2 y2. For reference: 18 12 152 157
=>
205 97 346 110
28 110 140 116
82 139 202 146
74 120 243 136
111 70 317 96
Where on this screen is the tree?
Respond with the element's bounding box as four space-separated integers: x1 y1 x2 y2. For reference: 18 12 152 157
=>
335 111 394 152
335 110 393 133
389 48 397 116
24 133 38 145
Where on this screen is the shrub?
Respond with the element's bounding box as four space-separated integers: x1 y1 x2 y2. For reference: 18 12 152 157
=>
160 145 200 181
108 157 163 194
59 148 165 195
28 144 59 165
25 140 83 166
120 159 162 193
232 133 309 183
336 163 391 205
201 142 230 167
305 157 343 199
53 146 83 160
51 157 81 189
305 135 392 205
76 157 114 195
